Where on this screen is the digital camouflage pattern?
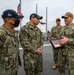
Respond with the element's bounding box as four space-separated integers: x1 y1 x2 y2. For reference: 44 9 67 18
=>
19 23 43 75
0 26 19 75
50 26 63 64
58 23 74 75
50 26 63 40
58 26 68 75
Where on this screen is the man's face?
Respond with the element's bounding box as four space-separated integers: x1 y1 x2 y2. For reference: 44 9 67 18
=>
56 20 61 26
5 18 16 24
32 18 40 25
64 17 72 25
6 18 20 27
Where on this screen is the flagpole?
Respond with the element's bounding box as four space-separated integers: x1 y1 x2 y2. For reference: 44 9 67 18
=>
46 7 48 33
36 4 38 14
20 0 21 11
20 0 22 28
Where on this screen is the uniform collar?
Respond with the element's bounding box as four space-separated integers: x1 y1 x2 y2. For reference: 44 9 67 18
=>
2 25 16 37
27 22 38 30
65 23 73 28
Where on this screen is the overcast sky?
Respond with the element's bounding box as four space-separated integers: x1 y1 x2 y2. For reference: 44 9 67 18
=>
0 0 74 32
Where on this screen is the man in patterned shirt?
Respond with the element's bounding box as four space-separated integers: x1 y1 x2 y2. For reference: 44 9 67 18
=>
19 13 43 75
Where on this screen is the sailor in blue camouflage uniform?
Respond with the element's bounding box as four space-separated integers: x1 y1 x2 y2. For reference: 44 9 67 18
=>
19 13 43 75
0 9 23 75
59 12 74 75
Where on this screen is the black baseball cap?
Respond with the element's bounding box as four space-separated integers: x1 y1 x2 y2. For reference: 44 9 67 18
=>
30 13 43 20
2 9 24 19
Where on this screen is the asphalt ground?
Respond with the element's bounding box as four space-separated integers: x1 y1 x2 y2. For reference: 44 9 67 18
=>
18 41 68 75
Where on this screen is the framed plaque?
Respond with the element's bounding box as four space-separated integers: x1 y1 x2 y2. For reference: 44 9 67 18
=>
50 39 61 48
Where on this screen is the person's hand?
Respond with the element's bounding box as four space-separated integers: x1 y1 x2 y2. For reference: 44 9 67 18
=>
59 36 69 45
35 48 42 54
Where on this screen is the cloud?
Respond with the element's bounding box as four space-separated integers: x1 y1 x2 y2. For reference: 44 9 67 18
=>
0 0 74 32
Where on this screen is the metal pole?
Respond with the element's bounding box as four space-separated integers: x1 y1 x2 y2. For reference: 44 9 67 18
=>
20 0 22 28
20 0 21 11
36 4 38 14
46 7 48 33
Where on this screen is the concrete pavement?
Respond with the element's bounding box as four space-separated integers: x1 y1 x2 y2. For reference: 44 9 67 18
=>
18 41 68 75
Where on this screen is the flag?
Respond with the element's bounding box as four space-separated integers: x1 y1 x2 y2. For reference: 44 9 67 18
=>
17 1 23 16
